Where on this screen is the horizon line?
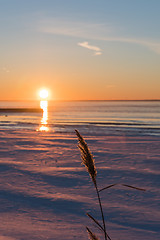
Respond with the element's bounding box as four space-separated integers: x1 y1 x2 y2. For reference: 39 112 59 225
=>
0 99 160 102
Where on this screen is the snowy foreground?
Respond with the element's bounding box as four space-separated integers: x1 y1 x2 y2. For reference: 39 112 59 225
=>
0 129 159 240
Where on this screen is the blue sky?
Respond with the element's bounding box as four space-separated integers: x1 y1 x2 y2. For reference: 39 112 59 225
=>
0 0 160 100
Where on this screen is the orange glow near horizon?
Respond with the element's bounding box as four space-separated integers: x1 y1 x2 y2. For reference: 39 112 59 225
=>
0 70 160 101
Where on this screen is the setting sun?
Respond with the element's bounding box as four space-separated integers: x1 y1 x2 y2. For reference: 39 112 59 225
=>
39 89 49 99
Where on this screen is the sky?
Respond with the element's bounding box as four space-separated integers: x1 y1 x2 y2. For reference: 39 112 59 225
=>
0 0 160 101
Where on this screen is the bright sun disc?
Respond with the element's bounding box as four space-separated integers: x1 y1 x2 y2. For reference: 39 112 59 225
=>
39 89 49 99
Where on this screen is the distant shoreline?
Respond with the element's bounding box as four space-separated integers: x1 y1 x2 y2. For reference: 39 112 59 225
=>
0 108 42 113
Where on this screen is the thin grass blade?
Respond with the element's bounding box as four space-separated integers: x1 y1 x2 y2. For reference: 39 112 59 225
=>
86 227 100 240
122 184 146 191
86 213 104 232
99 184 119 192
99 183 145 192
86 214 112 240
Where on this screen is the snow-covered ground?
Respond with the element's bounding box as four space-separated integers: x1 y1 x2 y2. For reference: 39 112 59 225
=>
0 129 159 240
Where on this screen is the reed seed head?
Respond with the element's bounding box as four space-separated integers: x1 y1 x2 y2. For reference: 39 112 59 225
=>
75 129 97 186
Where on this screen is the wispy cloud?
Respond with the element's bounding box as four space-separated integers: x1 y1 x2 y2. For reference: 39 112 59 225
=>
1 66 10 73
38 18 111 39
106 85 116 89
78 41 102 56
38 18 160 55
94 52 102 56
101 37 160 55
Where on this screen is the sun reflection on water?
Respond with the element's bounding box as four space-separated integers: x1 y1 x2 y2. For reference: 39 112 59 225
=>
38 100 49 132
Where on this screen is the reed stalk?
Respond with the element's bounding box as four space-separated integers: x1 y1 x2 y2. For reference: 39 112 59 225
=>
75 129 145 240
75 130 108 240
95 182 107 240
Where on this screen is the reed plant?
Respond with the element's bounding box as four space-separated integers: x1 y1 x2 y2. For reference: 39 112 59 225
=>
75 129 145 240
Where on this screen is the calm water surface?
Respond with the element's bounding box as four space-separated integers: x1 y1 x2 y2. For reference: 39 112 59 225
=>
0 101 160 135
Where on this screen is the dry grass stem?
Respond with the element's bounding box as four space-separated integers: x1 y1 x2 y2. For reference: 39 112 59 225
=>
122 184 146 191
87 214 112 240
86 213 104 232
86 227 100 240
99 183 146 192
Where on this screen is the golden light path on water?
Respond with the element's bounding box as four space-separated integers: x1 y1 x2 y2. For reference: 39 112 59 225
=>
38 100 49 132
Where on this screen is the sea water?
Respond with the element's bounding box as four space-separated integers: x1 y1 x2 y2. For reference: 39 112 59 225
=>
0 100 160 136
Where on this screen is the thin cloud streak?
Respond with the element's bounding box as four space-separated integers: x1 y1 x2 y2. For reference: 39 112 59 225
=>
101 37 160 55
38 19 111 39
94 52 102 56
38 18 160 55
78 42 102 55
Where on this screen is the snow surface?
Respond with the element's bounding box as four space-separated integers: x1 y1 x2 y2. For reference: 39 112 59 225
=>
0 129 159 240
